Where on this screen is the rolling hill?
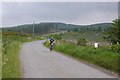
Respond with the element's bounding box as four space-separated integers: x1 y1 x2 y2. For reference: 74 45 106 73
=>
2 22 112 35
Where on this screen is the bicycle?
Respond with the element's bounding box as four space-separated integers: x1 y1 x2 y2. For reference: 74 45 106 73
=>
50 42 55 51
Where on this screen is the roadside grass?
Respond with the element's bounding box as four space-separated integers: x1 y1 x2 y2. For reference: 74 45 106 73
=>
2 42 21 78
2 32 44 78
44 40 119 73
0 32 2 79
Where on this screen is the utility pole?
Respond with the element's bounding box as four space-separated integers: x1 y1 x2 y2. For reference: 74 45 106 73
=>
33 21 35 36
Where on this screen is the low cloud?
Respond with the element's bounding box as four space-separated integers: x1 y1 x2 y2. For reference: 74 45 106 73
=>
2 2 118 27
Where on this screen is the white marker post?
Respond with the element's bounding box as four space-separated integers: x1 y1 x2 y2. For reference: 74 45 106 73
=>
94 43 99 48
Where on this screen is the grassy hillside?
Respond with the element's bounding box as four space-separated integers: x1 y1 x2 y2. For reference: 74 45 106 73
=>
3 23 56 35
2 22 112 35
62 32 105 41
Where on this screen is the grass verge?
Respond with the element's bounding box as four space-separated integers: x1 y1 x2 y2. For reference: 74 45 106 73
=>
0 41 2 79
2 42 21 78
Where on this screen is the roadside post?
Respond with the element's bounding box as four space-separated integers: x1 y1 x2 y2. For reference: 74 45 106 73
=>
94 42 99 48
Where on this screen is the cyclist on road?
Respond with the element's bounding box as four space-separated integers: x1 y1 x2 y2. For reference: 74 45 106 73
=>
49 37 55 51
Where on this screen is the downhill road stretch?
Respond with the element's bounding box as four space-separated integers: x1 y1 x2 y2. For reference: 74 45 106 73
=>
20 40 117 78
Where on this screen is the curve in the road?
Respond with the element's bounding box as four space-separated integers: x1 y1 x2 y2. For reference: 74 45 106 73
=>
20 40 117 78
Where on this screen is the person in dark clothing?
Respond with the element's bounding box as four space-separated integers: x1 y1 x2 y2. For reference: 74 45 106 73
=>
49 37 54 51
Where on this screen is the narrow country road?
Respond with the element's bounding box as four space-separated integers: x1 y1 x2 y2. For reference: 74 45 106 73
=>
20 40 116 78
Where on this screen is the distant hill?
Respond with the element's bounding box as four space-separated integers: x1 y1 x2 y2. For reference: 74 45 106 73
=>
2 22 112 35
83 23 112 29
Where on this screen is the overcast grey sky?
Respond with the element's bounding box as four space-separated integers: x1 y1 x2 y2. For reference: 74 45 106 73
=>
2 2 118 27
